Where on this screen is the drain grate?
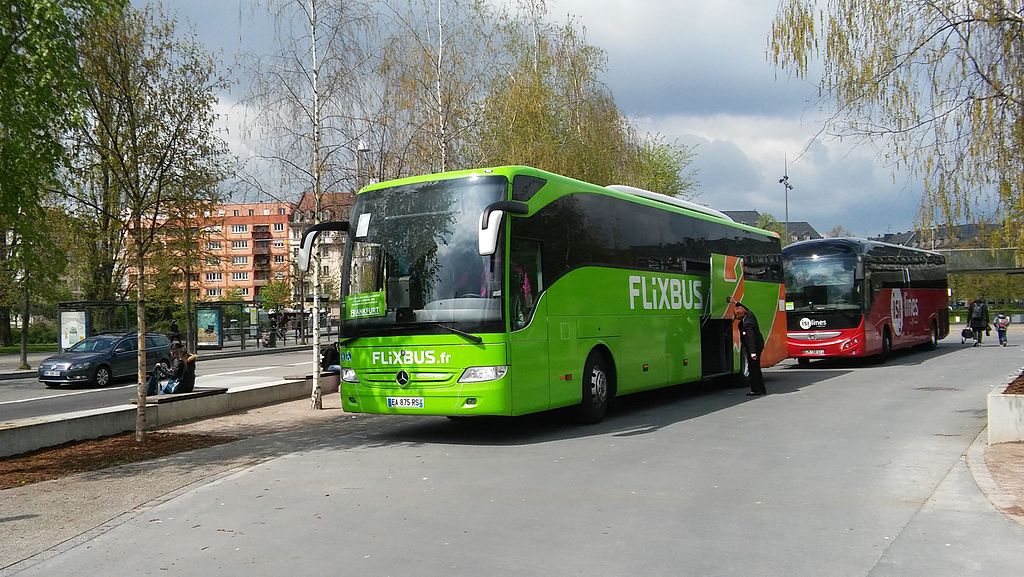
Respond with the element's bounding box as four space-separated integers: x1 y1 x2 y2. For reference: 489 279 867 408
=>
915 386 961 392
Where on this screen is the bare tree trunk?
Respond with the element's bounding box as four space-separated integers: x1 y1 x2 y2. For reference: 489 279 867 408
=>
185 267 194 352
0 307 11 347
135 238 149 442
310 0 323 411
18 280 29 370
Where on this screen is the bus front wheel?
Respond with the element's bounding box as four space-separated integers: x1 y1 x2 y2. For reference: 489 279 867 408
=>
578 351 612 424
877 329 892 363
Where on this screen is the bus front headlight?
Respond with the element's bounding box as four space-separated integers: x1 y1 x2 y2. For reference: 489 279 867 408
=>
341 368 360 383
458 366 508 383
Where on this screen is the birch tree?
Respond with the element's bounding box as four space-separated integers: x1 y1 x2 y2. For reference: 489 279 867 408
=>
242 0 374 409
72 4 230 440
770 1 1024 247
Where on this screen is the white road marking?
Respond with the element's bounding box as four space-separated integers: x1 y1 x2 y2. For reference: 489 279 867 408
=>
0 385 135 405
1 360 314 405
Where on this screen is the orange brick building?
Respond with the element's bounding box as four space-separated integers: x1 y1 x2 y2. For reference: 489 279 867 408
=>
201 202 293 301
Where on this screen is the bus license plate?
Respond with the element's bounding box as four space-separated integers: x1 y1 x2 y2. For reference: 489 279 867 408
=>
387 397 424 409
803 349 825 355
44 370 61 377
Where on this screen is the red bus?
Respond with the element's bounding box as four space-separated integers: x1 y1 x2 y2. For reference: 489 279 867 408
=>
783 238 949 364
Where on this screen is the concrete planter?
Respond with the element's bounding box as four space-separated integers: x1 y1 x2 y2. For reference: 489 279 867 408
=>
988 386 1024 444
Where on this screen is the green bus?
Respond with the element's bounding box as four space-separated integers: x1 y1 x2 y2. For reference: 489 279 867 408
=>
299 166 786 422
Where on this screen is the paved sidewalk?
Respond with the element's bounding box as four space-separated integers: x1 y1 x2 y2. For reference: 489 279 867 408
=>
3 390 1022 574
1 394 350 571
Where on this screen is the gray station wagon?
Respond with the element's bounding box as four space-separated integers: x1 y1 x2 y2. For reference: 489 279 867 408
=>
37 332 172 388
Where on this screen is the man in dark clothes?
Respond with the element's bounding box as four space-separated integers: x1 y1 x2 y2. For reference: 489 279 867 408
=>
967 295 990 347
734 301 767 396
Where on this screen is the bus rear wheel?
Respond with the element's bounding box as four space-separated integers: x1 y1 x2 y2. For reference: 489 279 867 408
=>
577 351 612 424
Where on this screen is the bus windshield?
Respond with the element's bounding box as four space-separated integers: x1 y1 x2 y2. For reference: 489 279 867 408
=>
341 175 507 337
784 255 861 312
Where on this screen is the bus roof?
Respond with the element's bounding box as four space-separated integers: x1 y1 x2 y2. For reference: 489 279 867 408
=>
783 237 946 260
359 165 777 240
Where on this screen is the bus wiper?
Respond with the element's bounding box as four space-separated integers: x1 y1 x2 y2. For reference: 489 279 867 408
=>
425 322 483 344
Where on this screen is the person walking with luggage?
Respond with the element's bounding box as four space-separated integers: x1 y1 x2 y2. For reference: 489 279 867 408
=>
967 295 990 346
994 312 1010 347
734 301 767 396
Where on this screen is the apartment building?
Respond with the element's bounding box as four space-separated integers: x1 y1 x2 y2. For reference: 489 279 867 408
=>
289 191 355 301
201 202 292 301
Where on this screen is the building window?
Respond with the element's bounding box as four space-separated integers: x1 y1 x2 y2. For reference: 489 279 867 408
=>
206 288 221 297
322 265 330 275
248 209 255 216
278 207 286 215
263 208 271 216
233 256 249 265
207 257 221 266
231 224 248 233
241 288 250 296
206 272 222 282
207 241 221 250
275 272 285 280
218 210 226 216
273 223 285 232
273 240 285 248
231 240 248 249
232 272 249 281
274 254 285 263
233 209 240 216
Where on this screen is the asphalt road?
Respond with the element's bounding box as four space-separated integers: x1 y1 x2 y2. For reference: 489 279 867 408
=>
10 338 1024 577
0 350 315 421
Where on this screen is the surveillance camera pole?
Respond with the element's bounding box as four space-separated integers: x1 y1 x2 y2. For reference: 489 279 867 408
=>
778 157 793 243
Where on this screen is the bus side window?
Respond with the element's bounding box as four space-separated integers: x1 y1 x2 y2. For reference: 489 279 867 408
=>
510 239 542 330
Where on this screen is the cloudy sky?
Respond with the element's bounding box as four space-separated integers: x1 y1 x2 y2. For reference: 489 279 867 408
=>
164 0 924 238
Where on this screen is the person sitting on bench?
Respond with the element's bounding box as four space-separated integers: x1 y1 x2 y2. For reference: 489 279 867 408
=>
146 344 198 395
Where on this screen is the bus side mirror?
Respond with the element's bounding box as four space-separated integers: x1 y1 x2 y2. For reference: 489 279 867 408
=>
855 258 865 280
298 221 350 272
479 201 528 256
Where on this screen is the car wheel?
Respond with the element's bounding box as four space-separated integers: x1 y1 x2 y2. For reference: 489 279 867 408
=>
577 350 613 424
928 321 939 350
94 365 112 387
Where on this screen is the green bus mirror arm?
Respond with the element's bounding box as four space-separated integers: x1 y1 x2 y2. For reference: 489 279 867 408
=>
479 201 528 256
298 221 350 272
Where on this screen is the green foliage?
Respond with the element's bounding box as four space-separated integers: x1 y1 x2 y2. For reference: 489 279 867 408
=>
0 0 125 221
259 279 291 312
756 212 789 245
949 273 1024 305
472 4 696 197
770 1 1024 248
221 287 246 302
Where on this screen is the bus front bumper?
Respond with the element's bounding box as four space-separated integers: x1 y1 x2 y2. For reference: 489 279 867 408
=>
787 330 865 358
340 377 513 416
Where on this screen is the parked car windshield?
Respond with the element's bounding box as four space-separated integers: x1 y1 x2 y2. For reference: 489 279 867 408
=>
66 336 117 353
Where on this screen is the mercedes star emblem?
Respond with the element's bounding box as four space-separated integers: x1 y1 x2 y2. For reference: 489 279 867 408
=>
396 370 410 387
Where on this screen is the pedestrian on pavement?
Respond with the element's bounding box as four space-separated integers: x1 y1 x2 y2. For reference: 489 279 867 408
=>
169 320 180 343
733 301 767 396
994 312 1010 347
967 295 990 346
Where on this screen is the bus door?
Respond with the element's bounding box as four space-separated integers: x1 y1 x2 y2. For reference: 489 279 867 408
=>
702 254 744 377
508 237 550 413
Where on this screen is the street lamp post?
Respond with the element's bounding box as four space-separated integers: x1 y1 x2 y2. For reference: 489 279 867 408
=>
778 171 793 243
